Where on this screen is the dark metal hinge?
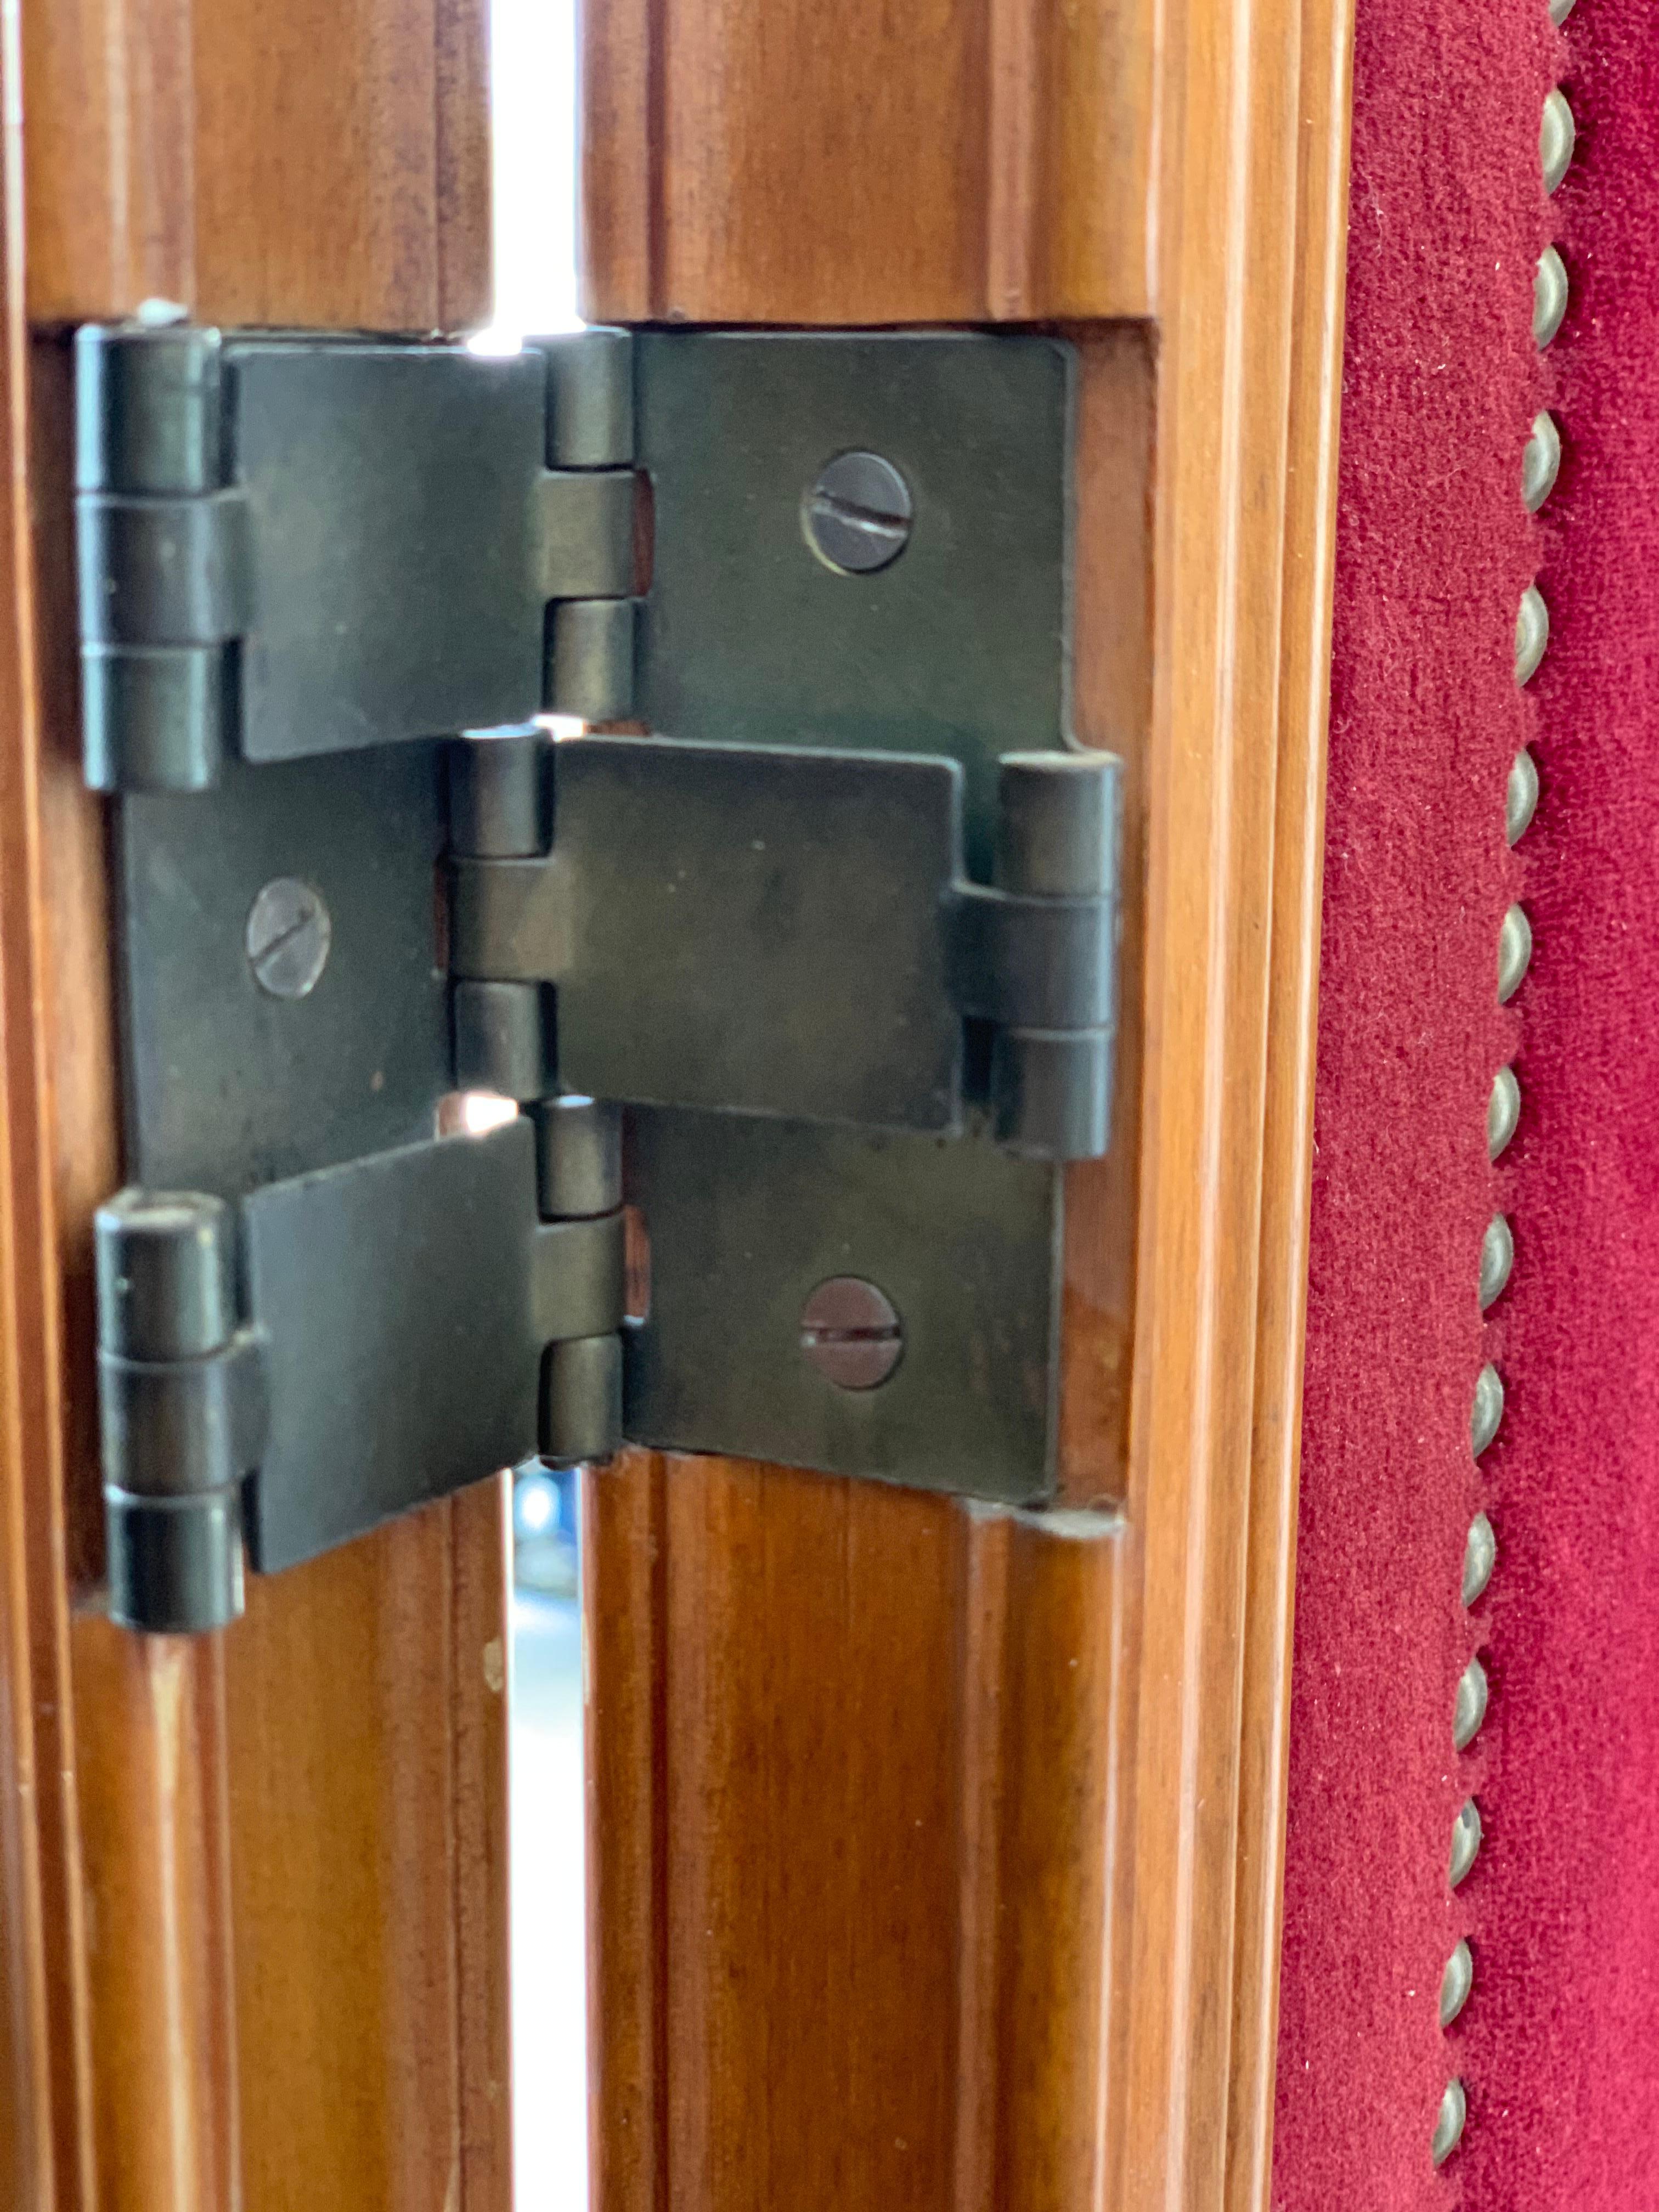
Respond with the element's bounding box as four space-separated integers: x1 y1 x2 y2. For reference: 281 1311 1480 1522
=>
74 316 1122 1632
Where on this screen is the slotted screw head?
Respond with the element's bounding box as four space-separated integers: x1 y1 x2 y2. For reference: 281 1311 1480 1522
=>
246 877 331 999
1440 1939 1474 2028
1471 1363 1504 1457
799 1276 904 1390
802 451 913 574
1488 1066 1521 1160
1534 246 1569 347
1507 747 1539 844
1453 1655 1489 1751
1480 1215 1514 1310
1463 1512 1497 1606
1432 2079 1468 2166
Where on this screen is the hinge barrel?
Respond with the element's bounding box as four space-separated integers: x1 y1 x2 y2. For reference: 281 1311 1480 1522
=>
77 324 241 793
95 1190 264 1633
531 1097 626 1465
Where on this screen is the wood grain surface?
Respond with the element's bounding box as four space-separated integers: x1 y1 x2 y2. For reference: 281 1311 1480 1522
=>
580 0 1156 324
0 3 509 2209
22 0 490 330
580 1 1356 2207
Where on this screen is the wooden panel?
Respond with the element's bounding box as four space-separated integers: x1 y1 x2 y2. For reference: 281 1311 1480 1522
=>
584 1458 1124 2212
579 0 1155 323
580 0 1355 2204
69 1623 241 2211
0 4 510 2209
222 1483 510 2212
22 0 490 329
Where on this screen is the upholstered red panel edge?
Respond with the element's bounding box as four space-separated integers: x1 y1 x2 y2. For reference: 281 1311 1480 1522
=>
1279 0 1659 2202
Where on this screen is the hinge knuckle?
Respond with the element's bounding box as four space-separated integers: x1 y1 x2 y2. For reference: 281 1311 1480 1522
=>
104 1489 247 1640
531 1099 625 1465
532 1215 627 1348
541 1335 623 1468
534 1096 622 1218
994 749 1119 898
535 470 637 602
449 854 569 986
75 322 227 496
448 727 548 858
77 491 251 646
452 978 556 1101
951 894 1115 1031
990 1030 1114 1160
541 329 634 468
549 598 636 721
82 643 232 793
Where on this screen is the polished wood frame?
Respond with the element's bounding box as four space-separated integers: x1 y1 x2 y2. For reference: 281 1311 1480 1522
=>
579 0 1354 2204
0 6 509 2208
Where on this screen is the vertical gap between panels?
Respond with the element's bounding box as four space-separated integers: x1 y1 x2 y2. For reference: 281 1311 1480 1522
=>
486 0 586 2204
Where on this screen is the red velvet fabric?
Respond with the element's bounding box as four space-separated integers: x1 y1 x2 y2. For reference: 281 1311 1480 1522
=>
1272 0 1659 2201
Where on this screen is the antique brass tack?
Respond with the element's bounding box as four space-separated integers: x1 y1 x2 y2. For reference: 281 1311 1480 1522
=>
1533 247 1568 347
1453 1655 1489 1751
1515 584 1549 685
1521 411 1560 513
1488 1066 1520 1160
1471 1364 1504 1458
1462 1513 1497 1606
1440 1939 1474 2028
1432 2079 1468 2166
1479 1215 1514 1310
1449 1798 1483 1888
1498 905 1533 1003
1507 748 1539 844
1541 88 1576 195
